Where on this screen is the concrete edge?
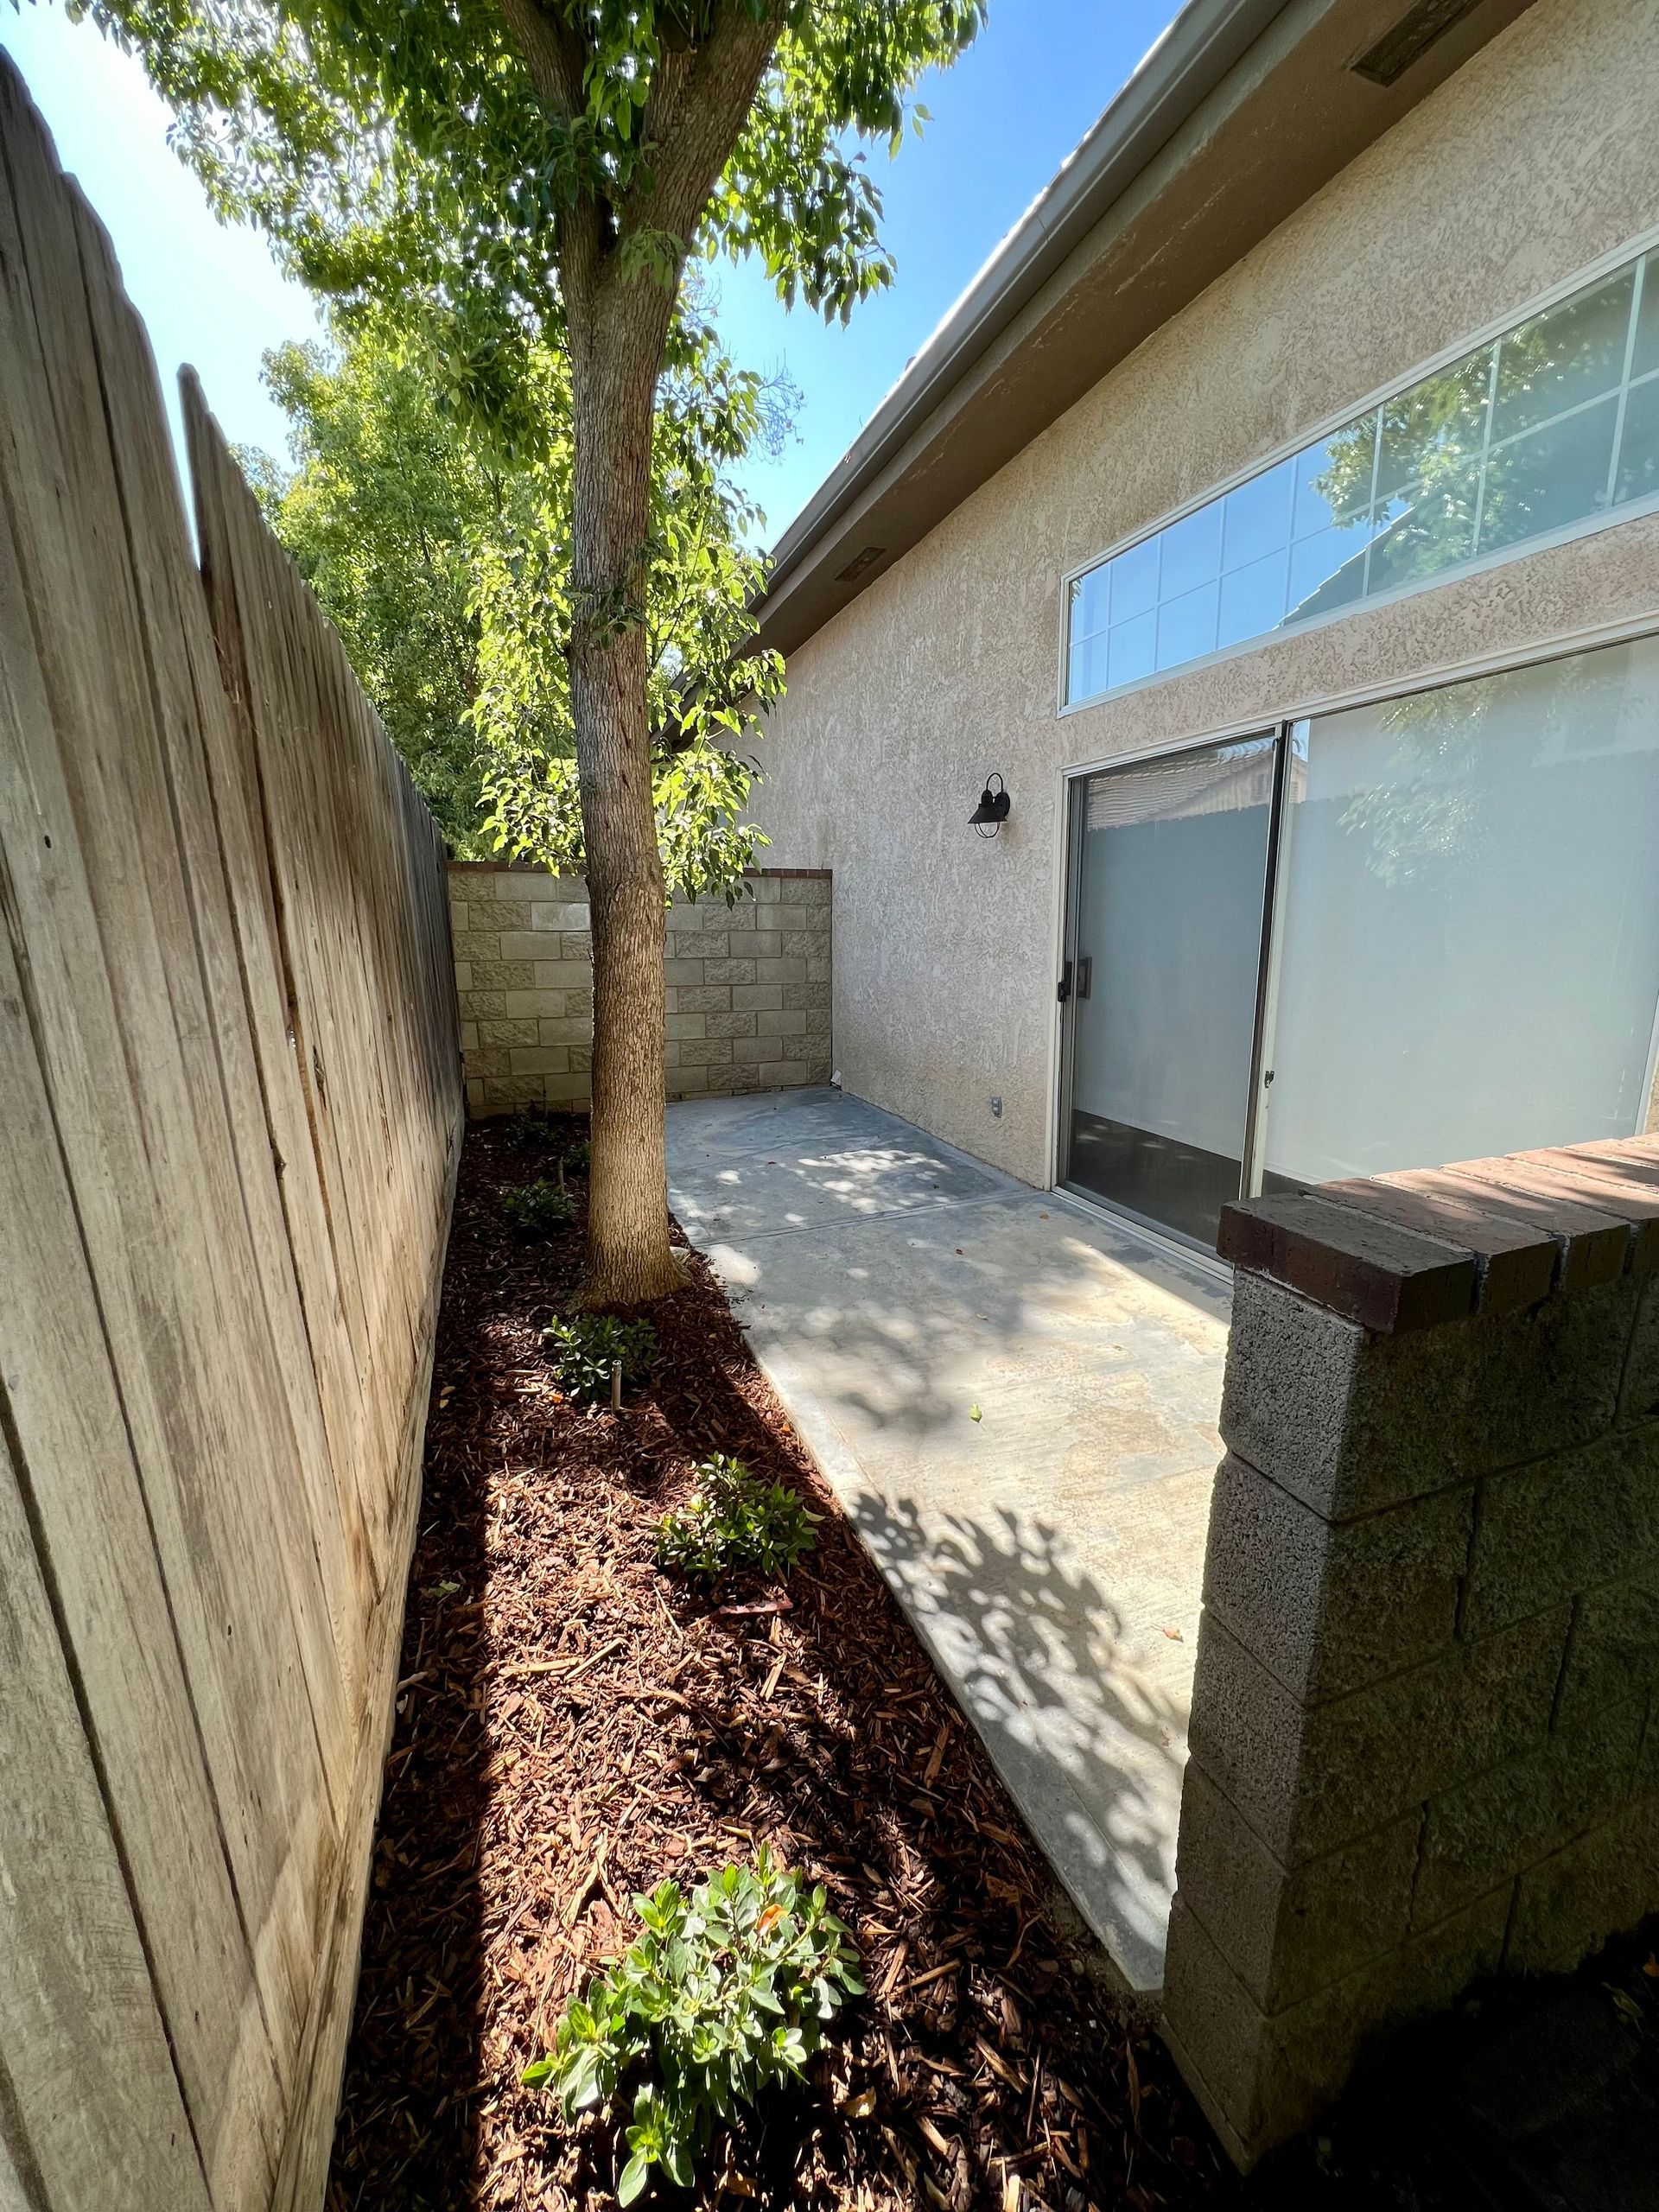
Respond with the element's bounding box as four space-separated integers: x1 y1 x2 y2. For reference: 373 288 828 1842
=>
723 1310 1167 2003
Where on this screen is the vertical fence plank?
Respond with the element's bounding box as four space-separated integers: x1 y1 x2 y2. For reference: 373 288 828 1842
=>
0 54 461 2209
0 61 341 2081
0 1426 213 2212
0 915 284 2202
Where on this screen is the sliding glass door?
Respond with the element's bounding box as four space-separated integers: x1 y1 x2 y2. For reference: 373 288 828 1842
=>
1059 733 1278 1249
1059 632 1659 1249
1257 634 1659 1187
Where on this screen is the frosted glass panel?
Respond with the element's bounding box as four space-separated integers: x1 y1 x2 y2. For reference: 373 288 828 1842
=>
1262 637 1659 1187
1067 736 1274 1245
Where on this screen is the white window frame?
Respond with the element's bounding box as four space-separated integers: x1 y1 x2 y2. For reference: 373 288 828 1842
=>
1056 223 1659 719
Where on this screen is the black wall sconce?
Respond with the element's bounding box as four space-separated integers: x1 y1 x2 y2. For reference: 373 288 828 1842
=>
969 772 1011 838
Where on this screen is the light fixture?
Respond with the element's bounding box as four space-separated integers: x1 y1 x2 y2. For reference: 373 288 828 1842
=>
969 772 1010 837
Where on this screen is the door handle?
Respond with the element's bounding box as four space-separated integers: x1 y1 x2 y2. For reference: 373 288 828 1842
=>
1076 956 1092 1001
1057 961 1072 1005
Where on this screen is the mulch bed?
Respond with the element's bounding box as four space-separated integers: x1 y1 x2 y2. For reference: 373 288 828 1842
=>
326 1116 1243 2212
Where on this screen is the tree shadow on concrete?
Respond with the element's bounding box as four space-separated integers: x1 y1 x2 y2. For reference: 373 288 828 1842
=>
848 1490 1191 1988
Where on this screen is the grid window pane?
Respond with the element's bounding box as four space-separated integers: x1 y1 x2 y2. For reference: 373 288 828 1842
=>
1218 547 1290 647
1491 268 1634 444
1633 260 1659 380
1615 374 1659 506
1157 581 1218 669
1108 609 1157 688
1110 536 1160 623
1063 247 1659 707
1160 502 1222 599
1069 628 1110 702
1070 567 1109 643
1294 418 1376 537
1288 521 1370 618
1478 393 1618 552
1366 465 1481 591
1223 458 1294 571
1376 346 1491 502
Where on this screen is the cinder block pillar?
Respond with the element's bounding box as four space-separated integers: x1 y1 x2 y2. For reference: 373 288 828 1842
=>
1162 1140 1659 2170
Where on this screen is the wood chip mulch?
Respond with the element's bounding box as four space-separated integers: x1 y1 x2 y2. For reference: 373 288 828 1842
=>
326 1117 1242 2212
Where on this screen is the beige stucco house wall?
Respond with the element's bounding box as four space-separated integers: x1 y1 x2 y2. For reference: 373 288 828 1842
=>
748 0 1659 1189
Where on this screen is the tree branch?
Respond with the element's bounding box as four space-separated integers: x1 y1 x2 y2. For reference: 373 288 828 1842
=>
620 2 784 257
495 0 605 326
495 0 585 116
639 41 694 162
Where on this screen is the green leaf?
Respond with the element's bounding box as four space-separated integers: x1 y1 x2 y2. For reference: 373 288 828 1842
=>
617 2152 651 2205
655 1456 817 1581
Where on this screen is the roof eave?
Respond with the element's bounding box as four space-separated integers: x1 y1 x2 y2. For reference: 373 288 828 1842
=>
752 0 1536 658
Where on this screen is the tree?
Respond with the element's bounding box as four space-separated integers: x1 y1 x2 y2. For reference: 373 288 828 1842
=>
77 0 986 1303
244 307 792 882
467 296 796 907
237 326 501 853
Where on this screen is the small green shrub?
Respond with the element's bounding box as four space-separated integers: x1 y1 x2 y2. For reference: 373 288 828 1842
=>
541 1313 656 1402
563 1136 591 1176
505 1105 566 1152
523 1850 863 2202
501 1179 577 1238
656 1455 818 1582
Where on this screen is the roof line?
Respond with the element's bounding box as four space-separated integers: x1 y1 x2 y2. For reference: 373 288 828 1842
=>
760 0 1294 601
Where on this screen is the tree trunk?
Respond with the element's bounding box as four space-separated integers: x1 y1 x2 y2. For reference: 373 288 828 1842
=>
568 319 683 1307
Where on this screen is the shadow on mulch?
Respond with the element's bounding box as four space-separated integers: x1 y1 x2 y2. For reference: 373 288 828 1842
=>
326 1116 1656 2212
326 1116 1235 2212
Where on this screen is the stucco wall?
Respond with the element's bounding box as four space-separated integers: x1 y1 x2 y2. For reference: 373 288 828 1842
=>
749 0 1659 1188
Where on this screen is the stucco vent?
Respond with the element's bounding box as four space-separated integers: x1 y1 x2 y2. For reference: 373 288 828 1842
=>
834 544 887 584
1350 0 1484 86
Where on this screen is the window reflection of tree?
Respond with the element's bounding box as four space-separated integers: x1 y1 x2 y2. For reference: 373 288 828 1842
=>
1308 272 1634 605
1331 648 1630 888
1313 348 1491 599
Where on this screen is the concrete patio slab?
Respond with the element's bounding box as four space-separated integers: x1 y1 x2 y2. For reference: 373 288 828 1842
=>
666 1086 1230 1991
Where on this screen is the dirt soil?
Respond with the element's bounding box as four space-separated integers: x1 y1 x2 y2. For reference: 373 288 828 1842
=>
325 1118 1240 2212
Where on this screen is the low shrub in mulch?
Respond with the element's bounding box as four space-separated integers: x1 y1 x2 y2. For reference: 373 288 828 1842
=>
526 1850 864 2202
506 1105 579 1154
327 1114 1238 2212
502 1179 578 1239
543 1313 658 1405
656 1455 820 1585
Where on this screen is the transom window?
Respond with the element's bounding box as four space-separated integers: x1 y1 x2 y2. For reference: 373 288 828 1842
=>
1064 245 1659 708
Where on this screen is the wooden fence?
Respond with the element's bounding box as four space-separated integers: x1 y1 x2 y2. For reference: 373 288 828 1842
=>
0 58 461 2211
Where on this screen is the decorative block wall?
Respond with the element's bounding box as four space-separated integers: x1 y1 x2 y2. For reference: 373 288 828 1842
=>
1164 1139 1659 2170
447 862 832 1116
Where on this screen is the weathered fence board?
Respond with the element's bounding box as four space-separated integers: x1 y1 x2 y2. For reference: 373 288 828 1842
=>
0 1423 216 2212
0 57 461 2210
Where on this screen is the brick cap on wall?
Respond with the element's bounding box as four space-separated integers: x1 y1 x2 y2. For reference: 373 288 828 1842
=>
1217 1138 1659 1333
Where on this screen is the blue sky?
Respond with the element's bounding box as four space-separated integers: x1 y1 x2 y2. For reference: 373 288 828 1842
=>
2 0 1180 545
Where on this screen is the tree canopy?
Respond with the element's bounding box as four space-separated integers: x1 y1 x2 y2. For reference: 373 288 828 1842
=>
245 303 792 890
238 328 500 853
73 1 984 348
